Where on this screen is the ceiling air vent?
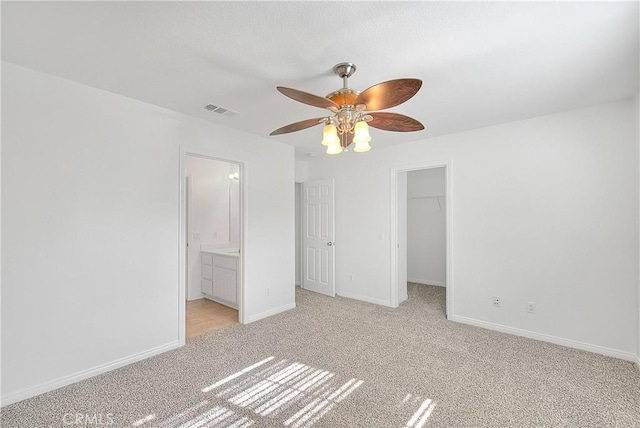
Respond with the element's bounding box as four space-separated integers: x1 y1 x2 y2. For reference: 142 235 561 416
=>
205 104 238 117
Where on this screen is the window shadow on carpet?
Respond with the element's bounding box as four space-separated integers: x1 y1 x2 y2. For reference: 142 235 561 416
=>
132 356 365 427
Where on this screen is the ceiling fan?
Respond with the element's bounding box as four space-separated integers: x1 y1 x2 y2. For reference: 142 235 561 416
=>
270 62 424 154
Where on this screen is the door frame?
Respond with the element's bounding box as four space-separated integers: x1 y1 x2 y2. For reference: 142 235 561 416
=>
178 146 246 346
389 160 453 318
295 182 303 288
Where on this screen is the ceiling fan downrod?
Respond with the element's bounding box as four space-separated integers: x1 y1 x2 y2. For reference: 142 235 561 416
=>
333 62 356 89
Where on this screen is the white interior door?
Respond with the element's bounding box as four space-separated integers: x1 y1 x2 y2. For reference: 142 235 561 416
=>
302 178 335 297
397 171 408 303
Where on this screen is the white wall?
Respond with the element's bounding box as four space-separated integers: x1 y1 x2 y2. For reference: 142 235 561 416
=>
185 157 239 300
307 98 639 360
187 157 232 244
229 164 240 248
295 160 308 183
1 63 295 404
407 168 446 286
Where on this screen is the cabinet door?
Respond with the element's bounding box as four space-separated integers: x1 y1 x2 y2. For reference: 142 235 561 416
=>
212 267 237 304
202 265 213 281
212 267 225 300
201 279 213 295
223 269 237 304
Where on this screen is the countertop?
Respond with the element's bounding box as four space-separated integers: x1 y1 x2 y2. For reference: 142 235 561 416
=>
200 247 240 258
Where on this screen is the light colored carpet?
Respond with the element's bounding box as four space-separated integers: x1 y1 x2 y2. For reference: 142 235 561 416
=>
2 283 639 427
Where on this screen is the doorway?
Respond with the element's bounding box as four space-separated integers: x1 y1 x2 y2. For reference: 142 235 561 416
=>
391 161 452 318
406 168 447 314
179 151 244 343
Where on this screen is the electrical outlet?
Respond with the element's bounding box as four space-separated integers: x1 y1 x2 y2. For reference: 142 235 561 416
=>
527 302 535 313
266 288 270 296
350 274 355 281
492 296 501 307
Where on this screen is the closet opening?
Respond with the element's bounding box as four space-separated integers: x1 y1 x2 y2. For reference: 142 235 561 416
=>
406 168 447 315
391 162 452 318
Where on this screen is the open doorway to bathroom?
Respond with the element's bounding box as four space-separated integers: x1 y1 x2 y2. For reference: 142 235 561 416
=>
185 154 241 339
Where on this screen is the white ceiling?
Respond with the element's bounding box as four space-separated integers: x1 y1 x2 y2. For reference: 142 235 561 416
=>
2 1 638 159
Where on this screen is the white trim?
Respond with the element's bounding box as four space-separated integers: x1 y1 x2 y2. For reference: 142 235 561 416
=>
337 291 394 308
451 315 638 363
1 341 180 407
203 295 238 310
390 160 453 317
408 278 446 287
245 302 296 324
295 182 304 289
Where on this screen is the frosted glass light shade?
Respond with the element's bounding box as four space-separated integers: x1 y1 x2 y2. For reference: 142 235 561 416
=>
326 142 343 155
321 124 339 146
353 140 371 153
352 121 371 144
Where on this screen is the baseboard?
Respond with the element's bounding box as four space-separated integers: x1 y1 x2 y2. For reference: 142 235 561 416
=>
408 278 446 287
450 315 638 363
187 293 205 301
203 295 238 310
245 302 296 324
295 281 301 286
1 340 180 407
336 291 394 308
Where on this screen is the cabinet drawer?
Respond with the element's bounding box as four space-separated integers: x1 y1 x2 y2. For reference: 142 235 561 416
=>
201 254 213 266
202 265 213 281
201 279 213 295
213 256 237 270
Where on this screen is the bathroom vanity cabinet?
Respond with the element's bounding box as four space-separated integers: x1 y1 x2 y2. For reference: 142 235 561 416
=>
201 250 239 309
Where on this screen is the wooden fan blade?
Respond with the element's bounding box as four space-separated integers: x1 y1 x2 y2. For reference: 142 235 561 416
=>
368 112 424 132
270 117 325 136
355 79 422 111
277 87 339 110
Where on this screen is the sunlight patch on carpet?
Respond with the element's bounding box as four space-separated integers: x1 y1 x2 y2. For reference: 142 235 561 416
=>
131 357 364 427
131 414 155 426
405 397 436 428
187 357 363 427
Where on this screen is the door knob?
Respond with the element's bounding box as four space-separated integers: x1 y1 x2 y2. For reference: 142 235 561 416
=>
327 242 334 246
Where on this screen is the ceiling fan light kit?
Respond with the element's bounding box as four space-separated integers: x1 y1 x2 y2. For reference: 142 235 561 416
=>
270 62 424 155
